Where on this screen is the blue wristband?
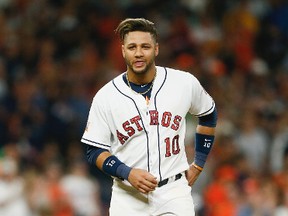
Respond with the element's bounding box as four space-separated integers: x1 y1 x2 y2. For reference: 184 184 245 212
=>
102 155 131 180
116 164 132 180
194 133 215 167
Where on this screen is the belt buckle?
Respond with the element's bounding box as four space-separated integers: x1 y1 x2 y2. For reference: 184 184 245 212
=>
158 178 168 187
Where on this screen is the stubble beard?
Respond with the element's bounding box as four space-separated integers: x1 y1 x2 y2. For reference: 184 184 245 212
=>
126 58 154 75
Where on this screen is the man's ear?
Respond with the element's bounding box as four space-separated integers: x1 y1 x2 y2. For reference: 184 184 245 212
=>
155 43 159 56
121 44 125 57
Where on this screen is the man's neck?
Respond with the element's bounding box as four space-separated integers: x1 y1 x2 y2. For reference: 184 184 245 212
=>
127 67 156 85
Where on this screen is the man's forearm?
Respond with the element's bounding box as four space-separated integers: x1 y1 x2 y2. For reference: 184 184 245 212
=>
196 125 215 135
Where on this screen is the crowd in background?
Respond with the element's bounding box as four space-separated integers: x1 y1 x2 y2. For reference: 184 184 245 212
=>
0 0 288 215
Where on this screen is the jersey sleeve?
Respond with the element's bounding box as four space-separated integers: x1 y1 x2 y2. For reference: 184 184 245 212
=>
188 75 215 117
81 94 112 150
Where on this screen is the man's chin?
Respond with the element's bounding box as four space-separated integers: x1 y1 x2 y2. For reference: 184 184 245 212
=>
132 67 147 74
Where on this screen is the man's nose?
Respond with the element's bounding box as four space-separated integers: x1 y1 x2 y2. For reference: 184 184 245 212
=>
135 47 143 57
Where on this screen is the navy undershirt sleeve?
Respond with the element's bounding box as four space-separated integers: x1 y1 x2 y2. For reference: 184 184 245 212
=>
198 107 217 127
86 145 108 165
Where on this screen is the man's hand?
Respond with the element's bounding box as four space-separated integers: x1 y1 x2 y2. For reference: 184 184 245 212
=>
128 168 158 194
186 164 202 186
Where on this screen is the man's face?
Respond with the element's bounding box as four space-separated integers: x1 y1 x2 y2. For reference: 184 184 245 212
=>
122 31 159 75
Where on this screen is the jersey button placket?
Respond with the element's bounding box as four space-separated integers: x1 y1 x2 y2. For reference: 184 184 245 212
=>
148 123 159 178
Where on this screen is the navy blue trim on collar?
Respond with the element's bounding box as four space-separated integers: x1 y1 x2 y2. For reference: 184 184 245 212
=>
122 73 153 98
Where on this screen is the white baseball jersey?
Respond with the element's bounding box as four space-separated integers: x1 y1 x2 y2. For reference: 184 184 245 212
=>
81 66 215 183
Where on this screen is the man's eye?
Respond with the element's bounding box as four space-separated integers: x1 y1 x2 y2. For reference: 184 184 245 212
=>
143 46 150 49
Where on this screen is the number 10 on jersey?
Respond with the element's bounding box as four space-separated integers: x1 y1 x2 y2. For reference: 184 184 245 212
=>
165 135 180 157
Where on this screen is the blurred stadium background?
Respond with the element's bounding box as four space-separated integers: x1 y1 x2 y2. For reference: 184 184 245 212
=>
0 0 288 215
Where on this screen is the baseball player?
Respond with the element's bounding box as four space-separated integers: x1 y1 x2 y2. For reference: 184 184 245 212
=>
81 18 217 216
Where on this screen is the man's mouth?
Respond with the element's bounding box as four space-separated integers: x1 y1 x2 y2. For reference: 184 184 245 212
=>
134 61 145 67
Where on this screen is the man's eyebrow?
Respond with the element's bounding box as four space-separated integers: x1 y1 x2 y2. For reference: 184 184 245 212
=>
126 42 152 46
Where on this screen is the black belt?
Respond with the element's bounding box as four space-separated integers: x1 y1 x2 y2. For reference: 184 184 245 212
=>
158 173 183 187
